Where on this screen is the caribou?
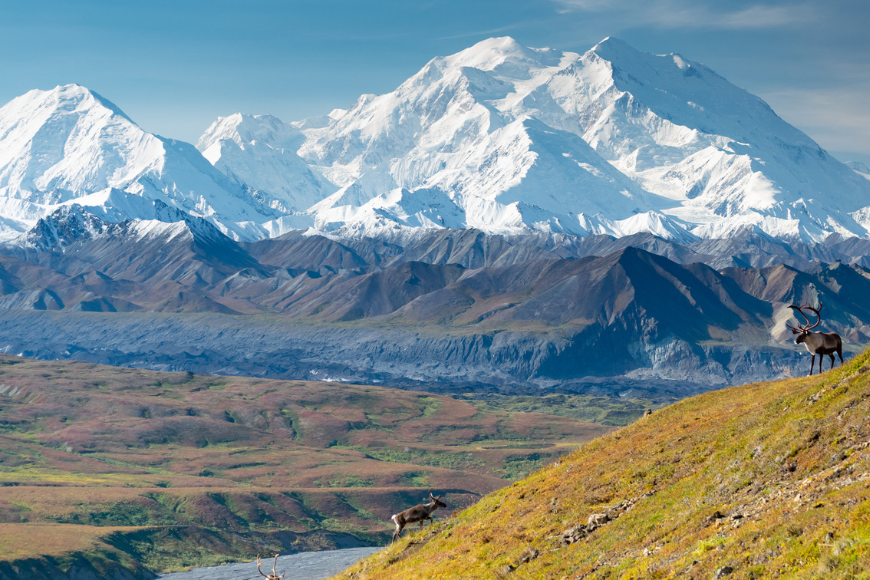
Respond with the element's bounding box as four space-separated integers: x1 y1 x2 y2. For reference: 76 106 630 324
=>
786 302 843 375
256 554 285 580
391 492 447 543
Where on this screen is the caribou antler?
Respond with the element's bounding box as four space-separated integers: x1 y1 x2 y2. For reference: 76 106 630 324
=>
788 302 823 332
257 554 285 580
803 302 823 330
787 304 808 333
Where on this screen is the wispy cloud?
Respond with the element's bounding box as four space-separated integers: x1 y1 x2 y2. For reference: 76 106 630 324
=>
761 84 870 154
436 23 526 41
552 0 812 30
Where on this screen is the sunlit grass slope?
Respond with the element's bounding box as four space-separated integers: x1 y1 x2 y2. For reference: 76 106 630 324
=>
334 350 870 579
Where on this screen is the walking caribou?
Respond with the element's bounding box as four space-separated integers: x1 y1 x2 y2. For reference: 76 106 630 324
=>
391 492 447 543
786 302 843 375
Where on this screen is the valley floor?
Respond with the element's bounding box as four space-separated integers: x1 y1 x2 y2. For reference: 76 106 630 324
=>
0 355 618 578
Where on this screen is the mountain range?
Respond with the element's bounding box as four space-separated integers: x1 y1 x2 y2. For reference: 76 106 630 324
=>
2 207 870 395
1 37 868 394
1 37 869 244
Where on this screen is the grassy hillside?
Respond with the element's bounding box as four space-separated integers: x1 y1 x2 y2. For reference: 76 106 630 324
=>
334 350 870 579
0 354 613 575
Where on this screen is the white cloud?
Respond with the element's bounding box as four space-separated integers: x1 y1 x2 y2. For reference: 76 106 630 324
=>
436 23 526 41
552 0 812 30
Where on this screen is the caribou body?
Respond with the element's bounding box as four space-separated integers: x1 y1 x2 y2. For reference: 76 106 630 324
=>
787 303 843 375
391 492 447 543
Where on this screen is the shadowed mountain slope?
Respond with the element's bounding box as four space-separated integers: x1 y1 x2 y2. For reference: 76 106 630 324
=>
4 211 870 391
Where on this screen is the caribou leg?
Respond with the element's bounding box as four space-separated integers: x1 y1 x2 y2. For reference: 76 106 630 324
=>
829 353 835 370
818 355 824 374
809 354 815 376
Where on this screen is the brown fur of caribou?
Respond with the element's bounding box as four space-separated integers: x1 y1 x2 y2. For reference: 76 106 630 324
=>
390 492 447 543
786 302 843 375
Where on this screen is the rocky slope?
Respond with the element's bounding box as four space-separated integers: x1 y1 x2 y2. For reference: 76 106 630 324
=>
331 348 870 578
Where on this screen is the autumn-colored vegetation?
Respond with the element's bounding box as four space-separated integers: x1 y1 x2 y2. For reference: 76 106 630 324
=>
334 349 870 579
0 354 612 574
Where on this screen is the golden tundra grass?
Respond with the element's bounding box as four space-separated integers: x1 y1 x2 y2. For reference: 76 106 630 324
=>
334 350 870 579
0 523 142 560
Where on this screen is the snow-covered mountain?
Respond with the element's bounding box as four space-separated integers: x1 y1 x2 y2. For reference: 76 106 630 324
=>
2 39 869 245
196 112 340 214
202 36 870 242
21 198 231 252
0 84 283 241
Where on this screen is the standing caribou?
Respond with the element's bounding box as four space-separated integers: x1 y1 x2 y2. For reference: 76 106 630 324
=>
391 492 447 543
786 302 843 375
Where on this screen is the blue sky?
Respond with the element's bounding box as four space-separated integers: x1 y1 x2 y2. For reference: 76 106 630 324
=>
1 0 868 163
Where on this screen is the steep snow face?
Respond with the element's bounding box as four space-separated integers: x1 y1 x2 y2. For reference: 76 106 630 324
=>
0 85 279 241
196 113 337 213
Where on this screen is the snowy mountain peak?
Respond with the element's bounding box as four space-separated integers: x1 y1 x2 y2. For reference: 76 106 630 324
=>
440 36 565 73
0 83 157 203
589 36 634 57
0 83 286 242
13 83 130 121
212 36 870 244
197 113 297 155
22 204 110 250
196 111 335 215
3 38 869 248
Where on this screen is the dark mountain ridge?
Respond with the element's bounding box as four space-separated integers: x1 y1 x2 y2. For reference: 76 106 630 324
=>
1 209 869 395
